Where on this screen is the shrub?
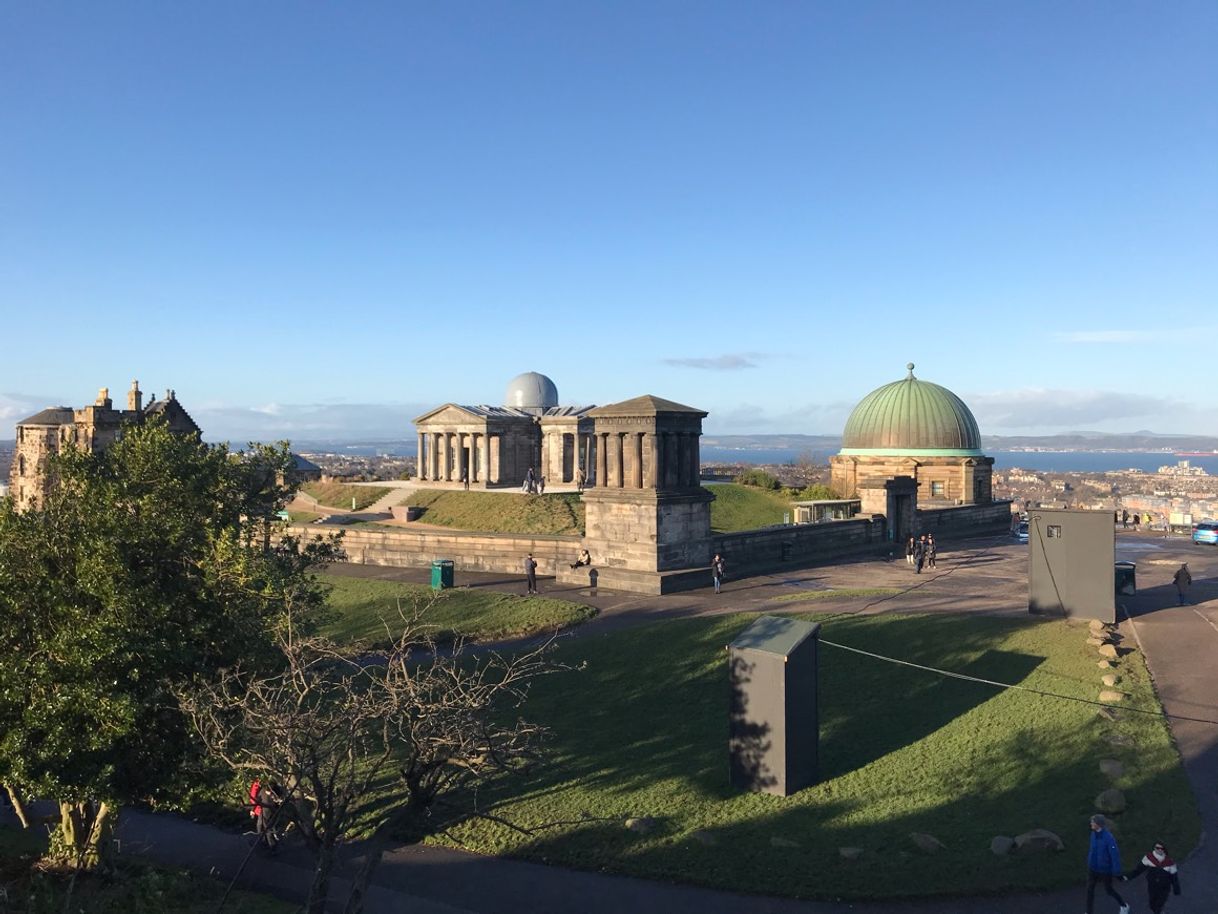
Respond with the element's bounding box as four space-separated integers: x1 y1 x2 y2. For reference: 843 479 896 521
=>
733 468 780 489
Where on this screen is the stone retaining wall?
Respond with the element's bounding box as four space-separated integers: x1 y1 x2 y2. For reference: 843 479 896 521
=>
287 524 580 576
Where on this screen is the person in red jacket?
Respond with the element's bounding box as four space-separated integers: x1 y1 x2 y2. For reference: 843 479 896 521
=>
1124 841 1182 913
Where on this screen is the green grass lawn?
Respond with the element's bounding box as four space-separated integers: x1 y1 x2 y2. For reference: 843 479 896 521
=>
319 571 597 646
0 825 292 913
302 482 392 510
708 483 797 532
426 612 1199 900
399 490 585 535
288 509 323 524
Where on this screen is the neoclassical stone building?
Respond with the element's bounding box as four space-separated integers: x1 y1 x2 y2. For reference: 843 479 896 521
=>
413 372 597 488
830 364 994 521
9 380 200 511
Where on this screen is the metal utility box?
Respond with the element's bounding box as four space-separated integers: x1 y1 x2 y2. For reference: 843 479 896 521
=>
728 615 820 796
430 559 454 590
1028 509 1115 622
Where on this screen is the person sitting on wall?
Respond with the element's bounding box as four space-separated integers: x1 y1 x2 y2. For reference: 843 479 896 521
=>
570 548 591 569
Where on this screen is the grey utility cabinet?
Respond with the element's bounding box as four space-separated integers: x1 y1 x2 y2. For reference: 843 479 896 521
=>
728 615 821 796
1028 508 1116 623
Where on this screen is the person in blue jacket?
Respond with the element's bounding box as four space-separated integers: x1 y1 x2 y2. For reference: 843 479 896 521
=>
1086 814 1129 914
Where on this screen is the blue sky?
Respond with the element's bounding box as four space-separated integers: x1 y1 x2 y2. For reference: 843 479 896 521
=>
2 2 1215 441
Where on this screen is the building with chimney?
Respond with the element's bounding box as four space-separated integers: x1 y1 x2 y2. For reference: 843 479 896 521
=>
8 380 201 511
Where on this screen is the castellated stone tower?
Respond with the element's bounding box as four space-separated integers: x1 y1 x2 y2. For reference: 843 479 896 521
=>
8 379 200 511
556 394 713 595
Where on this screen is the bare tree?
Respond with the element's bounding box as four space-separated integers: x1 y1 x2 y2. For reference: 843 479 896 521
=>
178 599 571 914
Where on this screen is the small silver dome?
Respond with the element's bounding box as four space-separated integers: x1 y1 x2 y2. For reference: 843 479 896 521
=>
504 372 559 412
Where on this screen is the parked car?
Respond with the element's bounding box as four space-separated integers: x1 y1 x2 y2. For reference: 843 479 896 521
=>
1015 521 1029 544
1193 521 1218 545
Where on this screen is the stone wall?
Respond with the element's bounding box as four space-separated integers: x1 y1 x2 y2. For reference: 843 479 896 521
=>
915 501 1013 535
712 516 887 575
288 524 581 576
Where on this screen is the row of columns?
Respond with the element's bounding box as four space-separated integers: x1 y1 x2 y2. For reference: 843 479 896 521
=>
416 431 501 484
593 430 700 490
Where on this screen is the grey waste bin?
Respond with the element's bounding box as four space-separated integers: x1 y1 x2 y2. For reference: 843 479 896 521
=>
1114 561 1136 596
431 559 454 590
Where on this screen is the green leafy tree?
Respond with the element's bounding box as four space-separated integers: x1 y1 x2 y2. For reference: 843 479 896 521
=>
0 420 339 870
798 483 840 501
734 468 781 490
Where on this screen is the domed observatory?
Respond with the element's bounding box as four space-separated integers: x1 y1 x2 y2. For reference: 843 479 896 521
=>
414 371 596 489
831 364 995 520
504 371 559 414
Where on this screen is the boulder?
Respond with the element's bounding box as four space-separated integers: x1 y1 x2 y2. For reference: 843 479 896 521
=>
689 830 717 847
839 846 864 861
1098 644 1120 660
990 836 1015 856
1095 788 1126 814
1101 674 1118 687
1086 637 1105 647
1099 759 1125 778
1097 660 1114 669
1089 619 1111 633
910 832 945 854
770 837 800 848
1100 690 1124 703
1013 829 1064 854
625 817 657 834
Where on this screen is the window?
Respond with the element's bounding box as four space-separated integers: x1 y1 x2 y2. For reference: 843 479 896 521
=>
930 481 944 497
1047 525 1062 538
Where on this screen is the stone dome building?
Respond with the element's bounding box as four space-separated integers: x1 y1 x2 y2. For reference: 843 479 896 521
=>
831 364 994 512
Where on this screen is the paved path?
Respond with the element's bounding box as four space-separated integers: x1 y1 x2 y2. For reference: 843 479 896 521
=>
102 532 1218 912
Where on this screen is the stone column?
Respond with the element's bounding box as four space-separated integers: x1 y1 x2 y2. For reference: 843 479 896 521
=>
632 433 643 488
431 433 440 481
490 434 501 484
417 432 425 480
689 432 701 487
651 432 663 490
470 433 480 483
596 433 608 487
456 433 467 483
615 433 625 488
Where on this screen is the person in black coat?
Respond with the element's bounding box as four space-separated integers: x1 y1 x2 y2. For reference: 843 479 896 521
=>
1125 841 1181 913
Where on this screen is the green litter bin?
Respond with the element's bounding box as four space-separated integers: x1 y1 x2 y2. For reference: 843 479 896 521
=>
1115 561 1136 596
430 559 454 590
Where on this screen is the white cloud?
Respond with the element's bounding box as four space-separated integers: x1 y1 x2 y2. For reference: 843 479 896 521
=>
662 352 768 371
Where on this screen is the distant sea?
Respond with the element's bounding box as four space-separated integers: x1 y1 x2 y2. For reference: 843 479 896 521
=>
700 447 1218 475
292 440 1218 476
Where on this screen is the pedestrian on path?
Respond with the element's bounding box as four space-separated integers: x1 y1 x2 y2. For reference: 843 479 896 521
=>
905 535 916 566
1123 840 1181 914
1085 814 1129 914
523 553 538 595
1173 563 1192 605
711 553 725 594
576 467 586 492
913 535 926 574
926 534 937 569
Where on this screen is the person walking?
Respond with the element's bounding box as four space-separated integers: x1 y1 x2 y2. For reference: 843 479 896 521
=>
538 476 546 495
1172 563 1192 605
711 553 725 594
913 535 926 574
1121 509 1129 529
905 535 916 566
1124 840 1181 913
926 534 937 570
523 553 538 595
1086 814 1129 914
576 467 586 493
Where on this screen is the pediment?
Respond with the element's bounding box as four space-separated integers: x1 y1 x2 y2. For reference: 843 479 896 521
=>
414 404 484 426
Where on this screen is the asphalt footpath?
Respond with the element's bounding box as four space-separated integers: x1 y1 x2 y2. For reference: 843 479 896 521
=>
17 530 1218 913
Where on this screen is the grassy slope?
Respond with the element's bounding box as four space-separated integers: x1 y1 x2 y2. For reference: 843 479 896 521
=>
400 490 584 536
319 571 596 645
428 612 1199 899
708 483 796 532
302 482 392 510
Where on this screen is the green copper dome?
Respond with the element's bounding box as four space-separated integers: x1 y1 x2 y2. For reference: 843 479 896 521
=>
839 364 983 456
